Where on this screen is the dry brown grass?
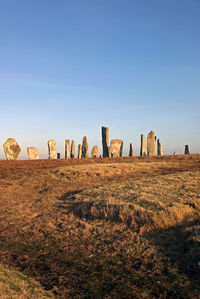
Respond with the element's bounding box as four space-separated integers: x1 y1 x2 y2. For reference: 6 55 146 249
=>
0 262 53 298
0 154 199 298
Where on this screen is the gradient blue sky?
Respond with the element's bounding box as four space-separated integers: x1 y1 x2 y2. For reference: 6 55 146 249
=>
0 0 199 159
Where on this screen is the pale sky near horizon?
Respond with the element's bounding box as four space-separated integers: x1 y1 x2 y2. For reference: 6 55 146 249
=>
0 0 199 159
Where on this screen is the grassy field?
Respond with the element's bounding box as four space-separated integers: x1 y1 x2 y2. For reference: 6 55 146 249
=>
0 155 199 298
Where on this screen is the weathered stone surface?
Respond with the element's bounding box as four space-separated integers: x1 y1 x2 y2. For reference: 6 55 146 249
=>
57 153 60 159
65 140 70 159
102 126 109 157
109 139 123 158
3 138 21 160
71 140 75 158
27 147 39 160
82 136 88 158
157 139 163 156
91 146 98 158
185 145 190 154
140 134 147 156
147 131 156 156
48 140 57 159
78 144 82 159
129 143 134 157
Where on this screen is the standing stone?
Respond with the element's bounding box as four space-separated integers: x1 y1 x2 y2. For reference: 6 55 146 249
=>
48 140 57 159
109 139 123 158
147 131 156 156
102 126 109 157
3 138 21 160
71 140 75 158
78 144 82 159
129 143 134 157
57 153 60 159
27 147 39 160
184 145 190 154
140 134 147 156
157 139 163 156
91 146 98 158
82 136 88 158
65 140 70 159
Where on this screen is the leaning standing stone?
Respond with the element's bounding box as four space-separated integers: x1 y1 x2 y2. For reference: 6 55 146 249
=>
129 143 134 157
140 134 147 156
82 136 88 158
147 131 156 156
27 147 39 160
71 140 75 158
3 138 21 160
78 144 82 158
91 146 98 158
184 145 190 154
65 140 70 159
109 139 123 158
48 140 57 159
102 126 109 157
157 139 163 156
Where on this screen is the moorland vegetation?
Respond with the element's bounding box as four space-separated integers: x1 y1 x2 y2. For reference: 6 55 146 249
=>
0 155 199 298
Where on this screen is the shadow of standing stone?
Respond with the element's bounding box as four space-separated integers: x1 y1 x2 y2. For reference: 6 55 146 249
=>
144 220 200 296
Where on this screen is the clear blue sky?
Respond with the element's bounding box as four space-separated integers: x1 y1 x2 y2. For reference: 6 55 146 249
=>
0 0 199 159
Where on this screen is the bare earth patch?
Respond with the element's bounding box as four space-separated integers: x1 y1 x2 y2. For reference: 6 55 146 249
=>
0 154 199 298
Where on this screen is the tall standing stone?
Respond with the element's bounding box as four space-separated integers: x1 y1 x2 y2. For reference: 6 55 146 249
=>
184 145 190 154
57 153 60 159
82 136 88 158
48 140 57 159
65 140 70 159
109 139 123 158
102 126 109 157
157 139 163 156
129 143 134 157
71 140 75 158
140 134 147 156
147 131 156 156
27 147 39 160
91 146 98 158
3 138 21 160
78 144 82 159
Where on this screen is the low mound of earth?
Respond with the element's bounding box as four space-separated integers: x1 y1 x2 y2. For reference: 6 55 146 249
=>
0 155 199 298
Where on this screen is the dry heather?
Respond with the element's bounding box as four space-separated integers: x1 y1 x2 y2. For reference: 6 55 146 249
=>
0 154 199 298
